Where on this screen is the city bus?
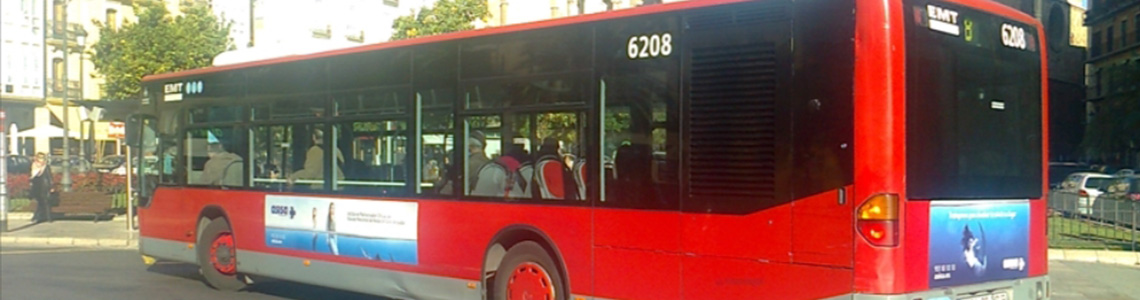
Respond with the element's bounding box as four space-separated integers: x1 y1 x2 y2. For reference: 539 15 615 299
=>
126 0 1050 299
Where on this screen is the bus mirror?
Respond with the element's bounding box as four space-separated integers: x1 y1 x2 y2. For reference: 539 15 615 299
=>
125 115 143 147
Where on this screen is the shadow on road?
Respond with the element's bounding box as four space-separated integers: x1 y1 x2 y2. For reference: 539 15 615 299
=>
147 262 384 300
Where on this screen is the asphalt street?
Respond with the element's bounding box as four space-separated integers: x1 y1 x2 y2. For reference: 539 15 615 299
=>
1 245 1137 299
0 245 384 300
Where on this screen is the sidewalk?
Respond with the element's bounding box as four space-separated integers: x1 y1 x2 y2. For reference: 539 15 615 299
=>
0 212 138 248
1049 248 1140 267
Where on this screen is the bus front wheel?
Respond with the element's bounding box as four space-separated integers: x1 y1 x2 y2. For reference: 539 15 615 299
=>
492 241 566 300
197 218 247 291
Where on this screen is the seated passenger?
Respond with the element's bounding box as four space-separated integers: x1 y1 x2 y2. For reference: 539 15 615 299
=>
288 129 344 185
466 131 490 193
199 143 243 186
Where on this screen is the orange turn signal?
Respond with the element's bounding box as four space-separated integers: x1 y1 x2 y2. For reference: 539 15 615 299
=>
858 193 899 220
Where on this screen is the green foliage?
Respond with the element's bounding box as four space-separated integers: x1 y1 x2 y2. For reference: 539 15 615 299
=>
90 1 232 100
390 0 490 40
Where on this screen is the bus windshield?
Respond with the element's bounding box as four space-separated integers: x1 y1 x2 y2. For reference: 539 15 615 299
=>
905 0 1043 200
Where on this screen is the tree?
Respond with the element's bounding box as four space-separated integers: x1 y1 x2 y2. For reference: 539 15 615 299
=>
390 0 490 41
1081 62 1140 169
90 1 232 100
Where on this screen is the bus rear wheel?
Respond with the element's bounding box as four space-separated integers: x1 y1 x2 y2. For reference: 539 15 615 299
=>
492 241 566 300
197 218 247 291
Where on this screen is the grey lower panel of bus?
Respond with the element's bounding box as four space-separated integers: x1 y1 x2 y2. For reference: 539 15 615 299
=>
142 237 599 300
140 237 198 264
828 275 1050 300
236 250 482 300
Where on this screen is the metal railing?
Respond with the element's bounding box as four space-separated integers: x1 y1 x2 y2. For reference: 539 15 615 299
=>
1048 189 1139 251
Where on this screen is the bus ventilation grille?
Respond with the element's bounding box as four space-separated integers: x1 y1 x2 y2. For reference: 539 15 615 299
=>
686 3 788 31
687 42 777 203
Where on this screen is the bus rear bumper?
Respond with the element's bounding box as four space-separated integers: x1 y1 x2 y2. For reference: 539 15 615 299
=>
838 276 1050 300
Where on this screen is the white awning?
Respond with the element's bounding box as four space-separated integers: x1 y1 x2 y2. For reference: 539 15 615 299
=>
12 125 81 138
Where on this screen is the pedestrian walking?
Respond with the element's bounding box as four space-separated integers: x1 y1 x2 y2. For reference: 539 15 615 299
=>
29 152 54 223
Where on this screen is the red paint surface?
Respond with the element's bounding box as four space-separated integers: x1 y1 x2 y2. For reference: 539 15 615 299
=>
593 247 681 299
853 0 909 293
681 204 793 262
680 255 853 299
792 187 855 267
141 188 592 294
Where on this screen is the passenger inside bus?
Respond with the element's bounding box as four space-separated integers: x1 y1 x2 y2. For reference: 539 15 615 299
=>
198 142 243 187
288 128 345 186
466 130 490 192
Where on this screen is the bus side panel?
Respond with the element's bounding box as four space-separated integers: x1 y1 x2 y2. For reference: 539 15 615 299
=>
139 188 201 243
594 247 681 299
680 205 793 261
139 188 268 264
681 255 853 299
221 195 593 295
593 209 682 299
415 201 593 293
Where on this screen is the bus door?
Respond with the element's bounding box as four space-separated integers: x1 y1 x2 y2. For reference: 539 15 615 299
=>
592 14 684 300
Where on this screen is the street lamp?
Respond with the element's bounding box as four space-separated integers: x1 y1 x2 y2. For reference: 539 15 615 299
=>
76 28 87 162
60 4 72 192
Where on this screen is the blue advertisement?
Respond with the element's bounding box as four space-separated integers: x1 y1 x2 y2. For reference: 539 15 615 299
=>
928 201 1029 288
264 195 419 265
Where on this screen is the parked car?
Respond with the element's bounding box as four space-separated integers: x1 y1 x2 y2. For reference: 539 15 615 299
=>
1049 162 1094 188
1058 172 1114 214
1100 176 1140 202
93 155 127 173
49 156 92 173
5 155 33 174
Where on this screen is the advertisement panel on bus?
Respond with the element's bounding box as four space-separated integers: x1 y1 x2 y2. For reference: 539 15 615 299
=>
928 201 1029 288
264 195 419 264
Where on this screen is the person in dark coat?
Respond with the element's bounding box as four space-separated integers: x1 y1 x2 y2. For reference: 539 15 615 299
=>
29 152 54 223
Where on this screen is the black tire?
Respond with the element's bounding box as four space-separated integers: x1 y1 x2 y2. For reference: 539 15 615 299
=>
492 241 566 300
197 218 247 291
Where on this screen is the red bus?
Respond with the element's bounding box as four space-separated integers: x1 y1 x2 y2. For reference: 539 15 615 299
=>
127 0 1050 299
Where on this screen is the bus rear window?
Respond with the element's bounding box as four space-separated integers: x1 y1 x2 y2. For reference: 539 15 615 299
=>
904 1 1043 200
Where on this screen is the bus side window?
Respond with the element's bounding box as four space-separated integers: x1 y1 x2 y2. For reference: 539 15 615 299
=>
416 89 456 197
185 127 244 187
331 120 407 196
250 125 310 191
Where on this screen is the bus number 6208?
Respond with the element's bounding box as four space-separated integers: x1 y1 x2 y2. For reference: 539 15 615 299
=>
628 33 673 59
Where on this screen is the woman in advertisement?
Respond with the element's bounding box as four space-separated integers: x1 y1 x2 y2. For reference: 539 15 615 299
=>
327 202 339 255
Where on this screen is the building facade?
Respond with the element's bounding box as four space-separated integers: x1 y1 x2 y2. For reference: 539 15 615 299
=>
1085 0 1139 167
991 0 1090 161
1 0 148 157
1 0 46 137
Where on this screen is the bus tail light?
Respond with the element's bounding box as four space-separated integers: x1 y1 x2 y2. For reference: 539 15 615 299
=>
857 193 900 247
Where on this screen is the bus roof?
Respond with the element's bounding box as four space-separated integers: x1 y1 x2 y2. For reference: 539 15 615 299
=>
142 0 1041 83
142 0 751 83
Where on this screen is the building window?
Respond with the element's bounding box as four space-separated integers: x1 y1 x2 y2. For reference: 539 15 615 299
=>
1092 31 1101 57
1123 20 1130 46
106 9 118 31
1106 25 1114 53
1095 69 1102 96
52 58 63 92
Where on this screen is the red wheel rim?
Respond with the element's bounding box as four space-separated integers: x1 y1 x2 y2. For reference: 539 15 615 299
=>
506 262 556 300
209 232 237 275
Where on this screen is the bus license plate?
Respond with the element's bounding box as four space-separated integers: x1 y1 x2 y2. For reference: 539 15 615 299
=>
958 290 1010 300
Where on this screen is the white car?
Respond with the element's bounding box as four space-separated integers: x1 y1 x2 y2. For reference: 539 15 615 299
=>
1058 172 1114 214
